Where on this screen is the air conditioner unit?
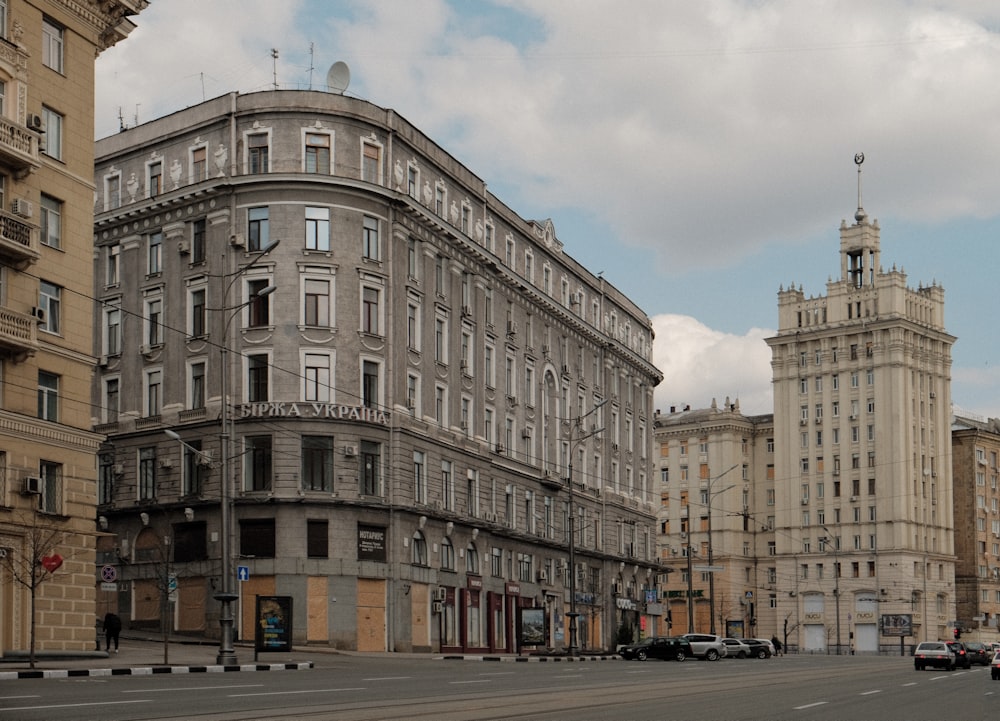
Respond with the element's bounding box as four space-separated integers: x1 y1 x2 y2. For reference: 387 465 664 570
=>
507 395 518 406
113 463 124 475
833 469 840 476
139 344 152 355
31 306 47 324
799 419 807 426
612 443 619 452
433 587 447 601
521 428 531 439
11 198 33 218
21 476 42 494
801 498 809 505
506 321 518 336
814 417 822 424
177 239 190 254
537 569 548 582
850 495 858 502
432 600 443 614
159 458 173 469
343 444 358 457
850 414 857 420
197 450 216 467
495 444 504 454
406 398 416 410
26 113 43 131
460 421 468 431
229 233 245 247
929 392 936 399
98 355 109 368
461 306 472 317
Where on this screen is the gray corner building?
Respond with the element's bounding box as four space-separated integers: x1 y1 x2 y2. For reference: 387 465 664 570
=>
91 89 663 653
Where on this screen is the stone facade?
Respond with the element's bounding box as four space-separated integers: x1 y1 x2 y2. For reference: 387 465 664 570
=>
91 89 663 652
0 0 146 656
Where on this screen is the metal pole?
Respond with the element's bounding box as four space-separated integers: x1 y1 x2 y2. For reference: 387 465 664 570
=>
686 538 694 633
567 453 578 656
708 492 716 635
215 338 238 665
834 547 841 656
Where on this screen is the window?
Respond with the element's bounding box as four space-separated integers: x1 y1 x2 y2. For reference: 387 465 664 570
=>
147 159 162 198
441 537 455 571
40 195 61 248
362 286 380 334
305 132 331 174
189 288 206 337
302 436 334 492
182 438 208 496
189 361 206 409
303 352 332 402
191 219 206 263
248 207 269 251
362 215 380 260
305 206 330 251
38 280 60 334
303 278 331 326
191 145 207 182
98 452 114 505
407 302 420 350
413 450 426 504
435 183 446 215
307 520 328 558
42 18 64 73
412 531 428 565
105 173 121 211
407 164 419 198
245 436 273 491
147 231 163 274
442 459 454 510
145 369 162 416
138 447 156 500
0 2 7 41
144 297 163 346
466 542 480 574
362 360 379 408
104 377 119 423
37 371 58 421
362 141 380 183
247 354 269 402
408 238 419 279
41 107 63 160
435 317 446 361
240 519 275 557
106 244 120 286
247 278 271 327
361 440 381 496
248 133 269 173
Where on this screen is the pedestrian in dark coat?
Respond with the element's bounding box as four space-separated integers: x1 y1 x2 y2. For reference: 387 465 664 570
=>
771 635 782 656
103 612 122 652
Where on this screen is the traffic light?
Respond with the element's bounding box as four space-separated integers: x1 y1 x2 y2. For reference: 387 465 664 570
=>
953 627 961 640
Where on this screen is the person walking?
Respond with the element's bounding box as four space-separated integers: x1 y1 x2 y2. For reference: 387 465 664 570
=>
103 612 122 653
771 635 782 656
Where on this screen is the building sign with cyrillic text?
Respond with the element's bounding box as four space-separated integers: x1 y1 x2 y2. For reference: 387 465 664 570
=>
239 402 389 425
357 525 387 562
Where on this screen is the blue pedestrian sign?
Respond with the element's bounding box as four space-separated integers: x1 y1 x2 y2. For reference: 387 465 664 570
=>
237 566 250 582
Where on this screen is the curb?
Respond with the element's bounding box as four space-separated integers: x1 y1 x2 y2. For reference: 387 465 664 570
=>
441 654 620 662
0 661 313 681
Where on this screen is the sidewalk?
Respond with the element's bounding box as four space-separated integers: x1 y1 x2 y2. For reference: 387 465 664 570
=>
0 635 621 681
0 635 317 680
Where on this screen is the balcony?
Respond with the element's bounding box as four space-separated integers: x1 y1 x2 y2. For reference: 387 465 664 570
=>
0 209 38 267
0 305 39 361
0 115 42 177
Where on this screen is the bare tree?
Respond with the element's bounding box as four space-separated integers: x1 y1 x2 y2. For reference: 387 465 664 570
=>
0 512 68 668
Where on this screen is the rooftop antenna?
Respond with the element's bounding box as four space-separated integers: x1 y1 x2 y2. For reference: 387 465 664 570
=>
854 152 866 222
271 48 279 90
326 61 350 94
307 42 314 90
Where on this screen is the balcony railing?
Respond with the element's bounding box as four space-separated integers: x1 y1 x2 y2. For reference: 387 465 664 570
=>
0 305 38 360
0 115 41 174
0 209 38 266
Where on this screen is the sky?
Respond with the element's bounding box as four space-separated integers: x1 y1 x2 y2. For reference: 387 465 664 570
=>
95 0 1000 420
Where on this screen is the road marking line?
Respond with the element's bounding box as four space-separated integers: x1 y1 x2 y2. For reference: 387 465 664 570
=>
902 682 918 687
235 688 365 697
362 676 411 681
793 701 827 709
451 680 491 684
860 690 881 695
0 695 40 700
123 684 263 693
1 700 150 712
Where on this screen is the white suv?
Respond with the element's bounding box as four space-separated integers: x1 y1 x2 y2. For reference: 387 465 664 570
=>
681 633 727 661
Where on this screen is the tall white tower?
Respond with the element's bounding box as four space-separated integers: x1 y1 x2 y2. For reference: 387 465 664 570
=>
766 155 956 652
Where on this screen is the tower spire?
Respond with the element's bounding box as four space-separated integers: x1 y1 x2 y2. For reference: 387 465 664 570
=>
854 152 866 223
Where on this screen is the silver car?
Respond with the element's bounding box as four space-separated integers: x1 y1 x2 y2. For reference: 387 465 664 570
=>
680 633 727 661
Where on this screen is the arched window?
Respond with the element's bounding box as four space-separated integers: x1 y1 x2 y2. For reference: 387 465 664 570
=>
466 542 479 575
441 537 455 571
412 530 427 566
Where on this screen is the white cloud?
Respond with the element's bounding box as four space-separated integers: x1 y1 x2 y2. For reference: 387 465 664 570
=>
651 314 774 417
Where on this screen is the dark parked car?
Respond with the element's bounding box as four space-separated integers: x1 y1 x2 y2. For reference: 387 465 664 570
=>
619 636 691 662
740 638 773 659
914 641 955 671
963 641 990 666
991 651 1000 679
947 641 972 669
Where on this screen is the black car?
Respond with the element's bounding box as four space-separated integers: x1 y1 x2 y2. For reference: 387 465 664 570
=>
964 641 990 666
946 641 972 669
619 636 691 661
740 638 773 659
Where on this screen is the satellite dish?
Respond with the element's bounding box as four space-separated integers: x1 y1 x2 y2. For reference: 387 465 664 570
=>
327 61 350 94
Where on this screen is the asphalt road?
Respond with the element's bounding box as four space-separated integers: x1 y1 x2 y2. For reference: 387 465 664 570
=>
1 653 998 721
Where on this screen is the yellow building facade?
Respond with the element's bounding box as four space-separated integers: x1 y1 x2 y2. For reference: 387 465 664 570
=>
0 0 145 655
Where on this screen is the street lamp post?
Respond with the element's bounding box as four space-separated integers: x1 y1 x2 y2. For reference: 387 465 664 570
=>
564 398 607 656
705 464 739 635
821 524 841 655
